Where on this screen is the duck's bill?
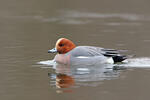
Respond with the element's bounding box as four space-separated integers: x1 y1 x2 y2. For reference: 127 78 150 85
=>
48 48 57 53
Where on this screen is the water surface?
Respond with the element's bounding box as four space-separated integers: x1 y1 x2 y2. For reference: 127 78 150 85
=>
1 0 150 100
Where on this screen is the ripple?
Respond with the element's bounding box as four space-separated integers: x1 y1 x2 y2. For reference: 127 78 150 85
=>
3 10 150 25
37 60 55 66
61 10 142 21
106 22 141 26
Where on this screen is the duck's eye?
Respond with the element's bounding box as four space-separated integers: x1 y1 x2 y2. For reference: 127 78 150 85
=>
59 44 64 47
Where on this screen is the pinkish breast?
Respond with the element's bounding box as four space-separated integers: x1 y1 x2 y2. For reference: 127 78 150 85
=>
54 54 71 65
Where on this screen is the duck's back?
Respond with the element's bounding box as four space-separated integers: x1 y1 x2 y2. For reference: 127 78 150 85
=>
66 46 104 57
66 46 127 63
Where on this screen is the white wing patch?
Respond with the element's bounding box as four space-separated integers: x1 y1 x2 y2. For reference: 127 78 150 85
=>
77 56 90 58
106 57 114 64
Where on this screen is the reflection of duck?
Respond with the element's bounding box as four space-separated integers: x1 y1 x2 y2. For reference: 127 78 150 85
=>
48 63 75 89
56 74 75 88
48 63 121 90
48 38 128 65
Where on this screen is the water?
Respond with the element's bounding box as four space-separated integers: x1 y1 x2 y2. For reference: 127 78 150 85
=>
1 0 150 100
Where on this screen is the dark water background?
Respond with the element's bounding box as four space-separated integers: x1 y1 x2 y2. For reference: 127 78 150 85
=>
1 0 150 100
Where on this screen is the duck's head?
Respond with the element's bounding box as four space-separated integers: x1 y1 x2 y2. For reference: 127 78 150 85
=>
48 38 76 54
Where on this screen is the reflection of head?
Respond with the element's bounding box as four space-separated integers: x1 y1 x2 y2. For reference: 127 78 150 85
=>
56 74 75 88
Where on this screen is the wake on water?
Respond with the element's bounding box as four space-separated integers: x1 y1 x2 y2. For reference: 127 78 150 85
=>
120 57 150 68
38 57 150 68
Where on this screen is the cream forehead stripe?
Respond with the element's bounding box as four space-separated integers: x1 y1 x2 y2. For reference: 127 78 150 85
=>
55 38 64 47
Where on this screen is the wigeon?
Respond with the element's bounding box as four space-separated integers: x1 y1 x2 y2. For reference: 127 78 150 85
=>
48 38 127 65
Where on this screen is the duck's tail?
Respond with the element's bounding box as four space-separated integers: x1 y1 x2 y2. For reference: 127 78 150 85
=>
112 55 127 63
112 55 135 63
102 48 135 63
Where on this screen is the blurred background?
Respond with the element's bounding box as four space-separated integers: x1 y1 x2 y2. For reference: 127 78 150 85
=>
1 0 150 100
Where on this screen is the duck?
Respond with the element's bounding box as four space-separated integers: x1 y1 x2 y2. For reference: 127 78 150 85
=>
48 38 127 65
